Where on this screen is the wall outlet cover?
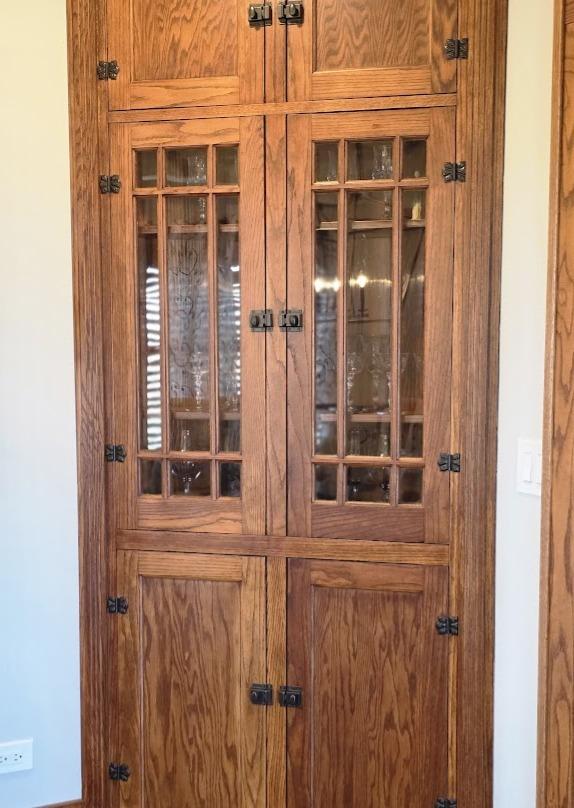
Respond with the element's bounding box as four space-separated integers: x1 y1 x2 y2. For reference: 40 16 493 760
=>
516 437 542 496
0 739 33 774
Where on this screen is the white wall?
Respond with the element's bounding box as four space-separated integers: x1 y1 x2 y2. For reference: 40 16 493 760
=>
0 2 81 808
0 0 553 806
493 0 553 803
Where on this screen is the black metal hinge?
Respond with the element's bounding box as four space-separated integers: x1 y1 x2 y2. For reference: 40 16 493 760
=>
280 309 303 332
109 763 130 782
444 37 468 60
97 60 120 80
442 162 466 183
278 1 304 23
438 452 460 473
436 799 457 808
279 685 303 707
249 683 273 705
105 444 127 463
99 175 121 195
248 3 272 25
107 597 128 615
250 309 273 331
436 616 459 636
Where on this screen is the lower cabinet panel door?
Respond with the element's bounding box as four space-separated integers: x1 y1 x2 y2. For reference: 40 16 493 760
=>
286 559 449 807
116 551 266 808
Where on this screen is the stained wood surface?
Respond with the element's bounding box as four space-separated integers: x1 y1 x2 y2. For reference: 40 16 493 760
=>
286 0 456 101
286 559 449 806
117 551 266 808
538 7 574 807
107 0 264 110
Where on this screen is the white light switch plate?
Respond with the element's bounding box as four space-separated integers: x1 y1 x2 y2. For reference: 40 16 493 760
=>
0 739 33 774
516 437 542 496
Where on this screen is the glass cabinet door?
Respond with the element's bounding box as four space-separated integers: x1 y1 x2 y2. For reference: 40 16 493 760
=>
106 0 264 110
286 0 457 102
108 117 266 534
287 108 454 542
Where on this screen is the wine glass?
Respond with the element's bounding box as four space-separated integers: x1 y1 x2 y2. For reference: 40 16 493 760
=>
346 336 365 412
371 142 393 180
190 353 208 410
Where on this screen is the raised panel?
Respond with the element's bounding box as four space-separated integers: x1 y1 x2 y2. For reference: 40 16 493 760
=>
107 0 264 109
286 559 449 806
286 0 458 101
117 551 266 808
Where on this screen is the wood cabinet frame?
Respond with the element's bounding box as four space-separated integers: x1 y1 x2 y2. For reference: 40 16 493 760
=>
66 0 508 805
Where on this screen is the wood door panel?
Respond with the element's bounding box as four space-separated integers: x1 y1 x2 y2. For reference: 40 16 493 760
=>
287 108 455 543
286 559 449 807
107 0 264 109
117 551 266 808
286 0 457 101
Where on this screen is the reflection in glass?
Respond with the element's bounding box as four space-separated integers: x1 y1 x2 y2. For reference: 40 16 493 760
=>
135 150 157 188
220 462 241 497
346 191 393 456
167 196 210 452
346 466 391 503
314 464 337 501
170 461 211 496
314 193 339 455
315 142 339 182
216 146 239 185
217 195 241 454
400 190 425 458
166 147 208 186
136 197 162 451
140 460 162 494
398 467 423 504
347 140 393 181
402 139 427 179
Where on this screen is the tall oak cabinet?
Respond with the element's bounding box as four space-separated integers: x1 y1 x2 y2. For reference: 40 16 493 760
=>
67 0 507 806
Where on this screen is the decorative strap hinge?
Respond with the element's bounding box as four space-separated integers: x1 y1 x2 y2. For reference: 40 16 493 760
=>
436 799 457 808
97 60 120 80
249 683 273 705
107 597 128 615
444 37 468 60
99 174 121 194
279 685 303 707
105 444 127 463
442 162 466 183
109 763 130 782
436 616 459 636
248 3 272 25
438 452 460 473
278 1 304 23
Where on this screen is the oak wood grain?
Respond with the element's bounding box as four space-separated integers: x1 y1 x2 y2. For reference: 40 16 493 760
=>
286 559 449 805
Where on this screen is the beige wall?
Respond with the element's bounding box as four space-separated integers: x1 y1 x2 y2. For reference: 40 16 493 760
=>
0 0 554 805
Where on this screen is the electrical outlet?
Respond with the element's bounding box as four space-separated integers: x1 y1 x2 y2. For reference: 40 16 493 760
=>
0 739 33 774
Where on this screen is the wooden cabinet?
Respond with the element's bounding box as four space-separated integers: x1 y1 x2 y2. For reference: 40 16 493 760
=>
68 0 502 803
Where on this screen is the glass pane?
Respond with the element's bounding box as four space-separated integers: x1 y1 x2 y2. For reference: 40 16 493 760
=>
398 467 423 504
167 196 210 452
346 191 393 456
217 195 241 454
315 192 339 455
400 191 425 457
135 150 157 188
346 466 391 503
347 140 393 181
402 139 427 179
170 461 211 497
314 464 338 501
166 147 208 187
216 146 239 185
140 460 162 494
315 142 339 182
220 462 241 497
136 197 162 451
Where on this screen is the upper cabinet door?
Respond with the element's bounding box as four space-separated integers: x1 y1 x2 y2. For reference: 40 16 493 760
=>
107 0 264 110
106 117 266 534
286 0 458 101
286 108 455 542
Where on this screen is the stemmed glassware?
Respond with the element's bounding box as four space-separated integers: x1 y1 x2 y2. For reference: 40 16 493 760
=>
347 336 365 413
371 142 393 180
190 352 208 410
